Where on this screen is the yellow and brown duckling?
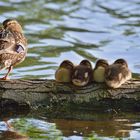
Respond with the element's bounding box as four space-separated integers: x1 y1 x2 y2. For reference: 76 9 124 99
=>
93 59 109 83
0 19 27 80
105 58 132 88
55 60 74 83
72 59 93 87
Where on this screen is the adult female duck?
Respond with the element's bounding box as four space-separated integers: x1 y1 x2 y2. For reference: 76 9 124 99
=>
0 19 27 80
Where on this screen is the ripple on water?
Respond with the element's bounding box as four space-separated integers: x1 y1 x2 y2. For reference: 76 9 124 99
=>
0 0 140 77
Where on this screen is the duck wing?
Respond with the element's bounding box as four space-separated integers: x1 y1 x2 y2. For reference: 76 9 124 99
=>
0 29 16 51
0 29 27 69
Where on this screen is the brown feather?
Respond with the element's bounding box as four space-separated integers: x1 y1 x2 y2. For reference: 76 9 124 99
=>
105 59 132 88
0 19 27 78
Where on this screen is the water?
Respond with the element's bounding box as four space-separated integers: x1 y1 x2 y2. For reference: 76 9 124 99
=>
0 0 140 139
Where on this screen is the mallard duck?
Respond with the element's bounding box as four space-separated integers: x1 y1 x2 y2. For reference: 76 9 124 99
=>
55 60 74 83
105 58 132 88
72 59 92 87
0 19 27 80
93 59 109 82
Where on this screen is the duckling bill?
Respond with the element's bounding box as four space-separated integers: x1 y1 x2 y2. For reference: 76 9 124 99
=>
72 59 92 87
0 19 27 80
105 59 132 88
93 59 109 83
55 60 74 83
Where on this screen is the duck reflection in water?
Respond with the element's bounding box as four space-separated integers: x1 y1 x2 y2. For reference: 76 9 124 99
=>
0 130 29 140
0 98 30 132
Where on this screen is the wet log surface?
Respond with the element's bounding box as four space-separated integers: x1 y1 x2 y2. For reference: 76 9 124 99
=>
0 79 140 112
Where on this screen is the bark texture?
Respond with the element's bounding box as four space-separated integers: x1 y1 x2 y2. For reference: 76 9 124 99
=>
0 79 140 111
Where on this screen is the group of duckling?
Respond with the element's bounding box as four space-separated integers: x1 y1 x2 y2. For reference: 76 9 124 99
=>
55 58 132 88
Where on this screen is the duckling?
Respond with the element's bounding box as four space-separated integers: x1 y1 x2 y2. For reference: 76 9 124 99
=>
0 19 27 80
55 60 74 83
105 58 132 88
93 59 109 82
72 59 92 87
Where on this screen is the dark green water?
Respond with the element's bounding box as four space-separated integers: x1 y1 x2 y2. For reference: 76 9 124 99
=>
0 0 140 139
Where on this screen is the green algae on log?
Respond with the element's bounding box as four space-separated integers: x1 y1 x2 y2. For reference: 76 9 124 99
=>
0 79 140 111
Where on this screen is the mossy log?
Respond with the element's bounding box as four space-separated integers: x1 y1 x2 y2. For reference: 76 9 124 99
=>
0 79 140 112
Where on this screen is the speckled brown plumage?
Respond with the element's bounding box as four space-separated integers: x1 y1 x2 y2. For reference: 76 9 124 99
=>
0 19 27 80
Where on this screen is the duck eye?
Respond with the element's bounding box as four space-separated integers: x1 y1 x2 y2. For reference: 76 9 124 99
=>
85 72 88 78
16 44 25 53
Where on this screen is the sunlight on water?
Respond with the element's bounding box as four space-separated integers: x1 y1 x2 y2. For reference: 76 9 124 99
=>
0 0 140 139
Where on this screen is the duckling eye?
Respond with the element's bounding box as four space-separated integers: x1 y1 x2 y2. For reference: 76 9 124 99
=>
16 44 25 53
85 72 88 78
